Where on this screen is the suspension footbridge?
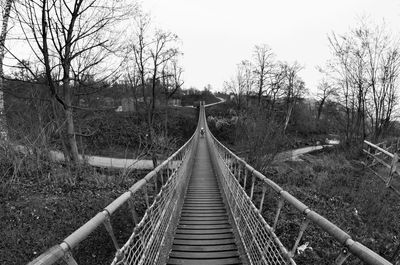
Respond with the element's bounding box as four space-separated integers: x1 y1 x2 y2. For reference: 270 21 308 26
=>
28 103 392 265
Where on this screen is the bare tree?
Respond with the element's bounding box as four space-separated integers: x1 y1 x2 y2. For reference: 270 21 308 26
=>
131 13 151 108
149 30 179 126
316 78 338 123
224 62 249 110
15 0 131 162
253 44 274 106
0 0 14 140
281 61 305 133
130 13 179 168
268 63 287 112
326 21 400 142
161 57 183 136
363 25 400 140
239 60 253 107
126 64 140 112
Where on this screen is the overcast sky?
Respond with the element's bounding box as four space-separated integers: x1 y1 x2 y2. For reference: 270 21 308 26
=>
141 0 400 94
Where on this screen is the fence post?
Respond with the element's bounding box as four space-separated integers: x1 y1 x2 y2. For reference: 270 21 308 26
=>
387 153 398 188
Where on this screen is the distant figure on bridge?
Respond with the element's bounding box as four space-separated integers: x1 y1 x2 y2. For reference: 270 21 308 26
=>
200 127 205 137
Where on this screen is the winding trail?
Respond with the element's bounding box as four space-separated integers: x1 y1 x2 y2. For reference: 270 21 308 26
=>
12 97 228 170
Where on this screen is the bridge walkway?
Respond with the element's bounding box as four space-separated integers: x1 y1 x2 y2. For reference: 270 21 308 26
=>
167 137 243 265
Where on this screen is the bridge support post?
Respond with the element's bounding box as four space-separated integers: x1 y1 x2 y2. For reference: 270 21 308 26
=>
144 186 150 208
243 170 248 191
250 175 255 200
103 213 120 251
335 248 351 265
259 185 267 212
128 197 139 225
273 197 285 231
289 217 310 257
237 164 242 183
62 251 78 265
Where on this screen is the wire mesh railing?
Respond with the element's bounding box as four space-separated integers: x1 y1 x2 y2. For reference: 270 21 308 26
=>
27 103 393 265
204 112 392 265
111 134 198 265
27 111 201 265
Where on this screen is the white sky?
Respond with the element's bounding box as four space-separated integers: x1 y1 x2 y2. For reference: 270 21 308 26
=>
141 0 400 94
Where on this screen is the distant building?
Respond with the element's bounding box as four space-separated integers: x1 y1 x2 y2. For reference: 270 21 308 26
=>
121 97 136 112
121 96 181 112
103 97 114 107
168 98 181 106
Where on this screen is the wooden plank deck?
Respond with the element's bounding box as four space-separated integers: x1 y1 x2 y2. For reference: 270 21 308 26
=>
167 137 243 265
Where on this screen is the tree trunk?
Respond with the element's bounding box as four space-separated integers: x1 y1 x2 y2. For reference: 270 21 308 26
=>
63 66 79 162
258 79 263 106
165 96 168 137
0 0 13 140
51 98 70 163
65 107 79 162
316 98 325 130
283 102 294 134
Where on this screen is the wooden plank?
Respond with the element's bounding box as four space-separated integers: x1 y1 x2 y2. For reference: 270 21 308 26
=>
187 188 220 190
183 202 224 205
167 257 241 265
174 233 234 240
169 250 239 259
184 199 223 202
167 138 242 265
182 208 226 211
179 216 228 221
182 208 226 213
172 244 237 252
185 194 222 197
179 220 229 225
173 238 236 246
177 224 232 230
180 213 227 216
175 228 233 234
183 204 225 208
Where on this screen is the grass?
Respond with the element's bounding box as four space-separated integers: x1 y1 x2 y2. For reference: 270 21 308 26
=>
259 149 400 264
0 154 149 265
1 105 198 265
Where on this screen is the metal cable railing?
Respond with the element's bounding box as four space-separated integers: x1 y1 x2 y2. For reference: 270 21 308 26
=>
203 110 392 265
27 103 393 265
27 109 201 265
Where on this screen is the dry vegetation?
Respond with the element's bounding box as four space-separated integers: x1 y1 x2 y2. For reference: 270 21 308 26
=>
264 151 400 264
207 101 400 264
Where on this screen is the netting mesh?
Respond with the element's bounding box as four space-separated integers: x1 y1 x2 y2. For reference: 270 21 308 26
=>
111 144 193 265
210 139 290 265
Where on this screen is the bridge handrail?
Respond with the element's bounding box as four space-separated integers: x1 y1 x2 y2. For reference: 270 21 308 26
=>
28 112 201 265
206 120 392 264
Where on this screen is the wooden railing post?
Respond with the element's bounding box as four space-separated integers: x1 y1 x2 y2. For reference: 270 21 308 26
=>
387 153 398 187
